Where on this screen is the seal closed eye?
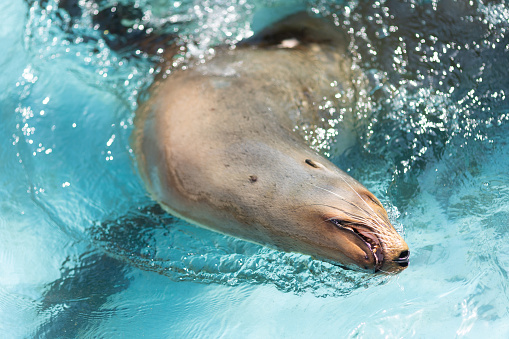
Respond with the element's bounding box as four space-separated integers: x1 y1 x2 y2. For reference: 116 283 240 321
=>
133 12 409 274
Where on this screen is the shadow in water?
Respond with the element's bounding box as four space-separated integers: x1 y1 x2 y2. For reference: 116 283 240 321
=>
34 252 130 338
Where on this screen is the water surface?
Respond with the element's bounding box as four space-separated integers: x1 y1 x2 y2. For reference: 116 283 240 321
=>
1 0 508 337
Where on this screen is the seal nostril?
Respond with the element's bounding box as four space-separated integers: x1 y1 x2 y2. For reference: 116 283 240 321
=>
398 250 409 260
393 250 410 266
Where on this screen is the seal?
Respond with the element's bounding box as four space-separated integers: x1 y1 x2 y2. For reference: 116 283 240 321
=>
133 13 410 273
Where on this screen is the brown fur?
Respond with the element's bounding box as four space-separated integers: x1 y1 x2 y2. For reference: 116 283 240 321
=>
133 14 409 273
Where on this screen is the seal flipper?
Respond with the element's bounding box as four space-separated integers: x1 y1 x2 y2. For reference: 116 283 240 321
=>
92 2 178 55
241 12 347 48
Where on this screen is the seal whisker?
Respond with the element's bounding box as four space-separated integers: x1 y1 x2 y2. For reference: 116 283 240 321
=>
308 183 349 201
317 202 388 237
308 184 388 230
313 182 389 231
334 177 391 231
323 214 395 244
350 204 389 233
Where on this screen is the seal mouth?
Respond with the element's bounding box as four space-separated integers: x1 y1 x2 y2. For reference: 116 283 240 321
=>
330 219 384 272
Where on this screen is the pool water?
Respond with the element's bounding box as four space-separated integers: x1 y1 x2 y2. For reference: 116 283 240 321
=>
1 0 508 337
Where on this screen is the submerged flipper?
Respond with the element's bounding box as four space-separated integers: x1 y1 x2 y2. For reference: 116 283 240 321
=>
30 0 177 54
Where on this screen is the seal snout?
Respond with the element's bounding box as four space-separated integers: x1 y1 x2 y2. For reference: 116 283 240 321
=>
378 243 410 274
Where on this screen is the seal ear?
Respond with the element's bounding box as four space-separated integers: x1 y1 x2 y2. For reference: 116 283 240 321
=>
241 12 347 48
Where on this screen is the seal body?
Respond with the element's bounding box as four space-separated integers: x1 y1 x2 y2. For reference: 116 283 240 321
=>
133 14 409 273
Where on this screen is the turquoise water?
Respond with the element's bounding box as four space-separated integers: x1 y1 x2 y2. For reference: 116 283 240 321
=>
1 0 508 337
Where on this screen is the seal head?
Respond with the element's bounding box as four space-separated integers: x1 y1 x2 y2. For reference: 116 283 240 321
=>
133 13 409 273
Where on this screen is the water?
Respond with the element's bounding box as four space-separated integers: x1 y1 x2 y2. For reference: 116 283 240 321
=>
1 0 508 337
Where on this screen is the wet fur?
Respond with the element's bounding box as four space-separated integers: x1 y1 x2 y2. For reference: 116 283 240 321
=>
133 13 409 273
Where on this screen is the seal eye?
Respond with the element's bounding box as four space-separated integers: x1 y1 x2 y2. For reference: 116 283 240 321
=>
365 194 382 207
305 159 320 168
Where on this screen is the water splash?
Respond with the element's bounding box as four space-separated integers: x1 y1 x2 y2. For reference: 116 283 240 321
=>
90 204 393 297
19 0 509 297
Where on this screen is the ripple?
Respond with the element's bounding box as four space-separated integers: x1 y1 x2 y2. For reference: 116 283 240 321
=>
16 1 509 335
90 204 393 297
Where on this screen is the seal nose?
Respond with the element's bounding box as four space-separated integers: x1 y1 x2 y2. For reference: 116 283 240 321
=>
393 250 410 267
